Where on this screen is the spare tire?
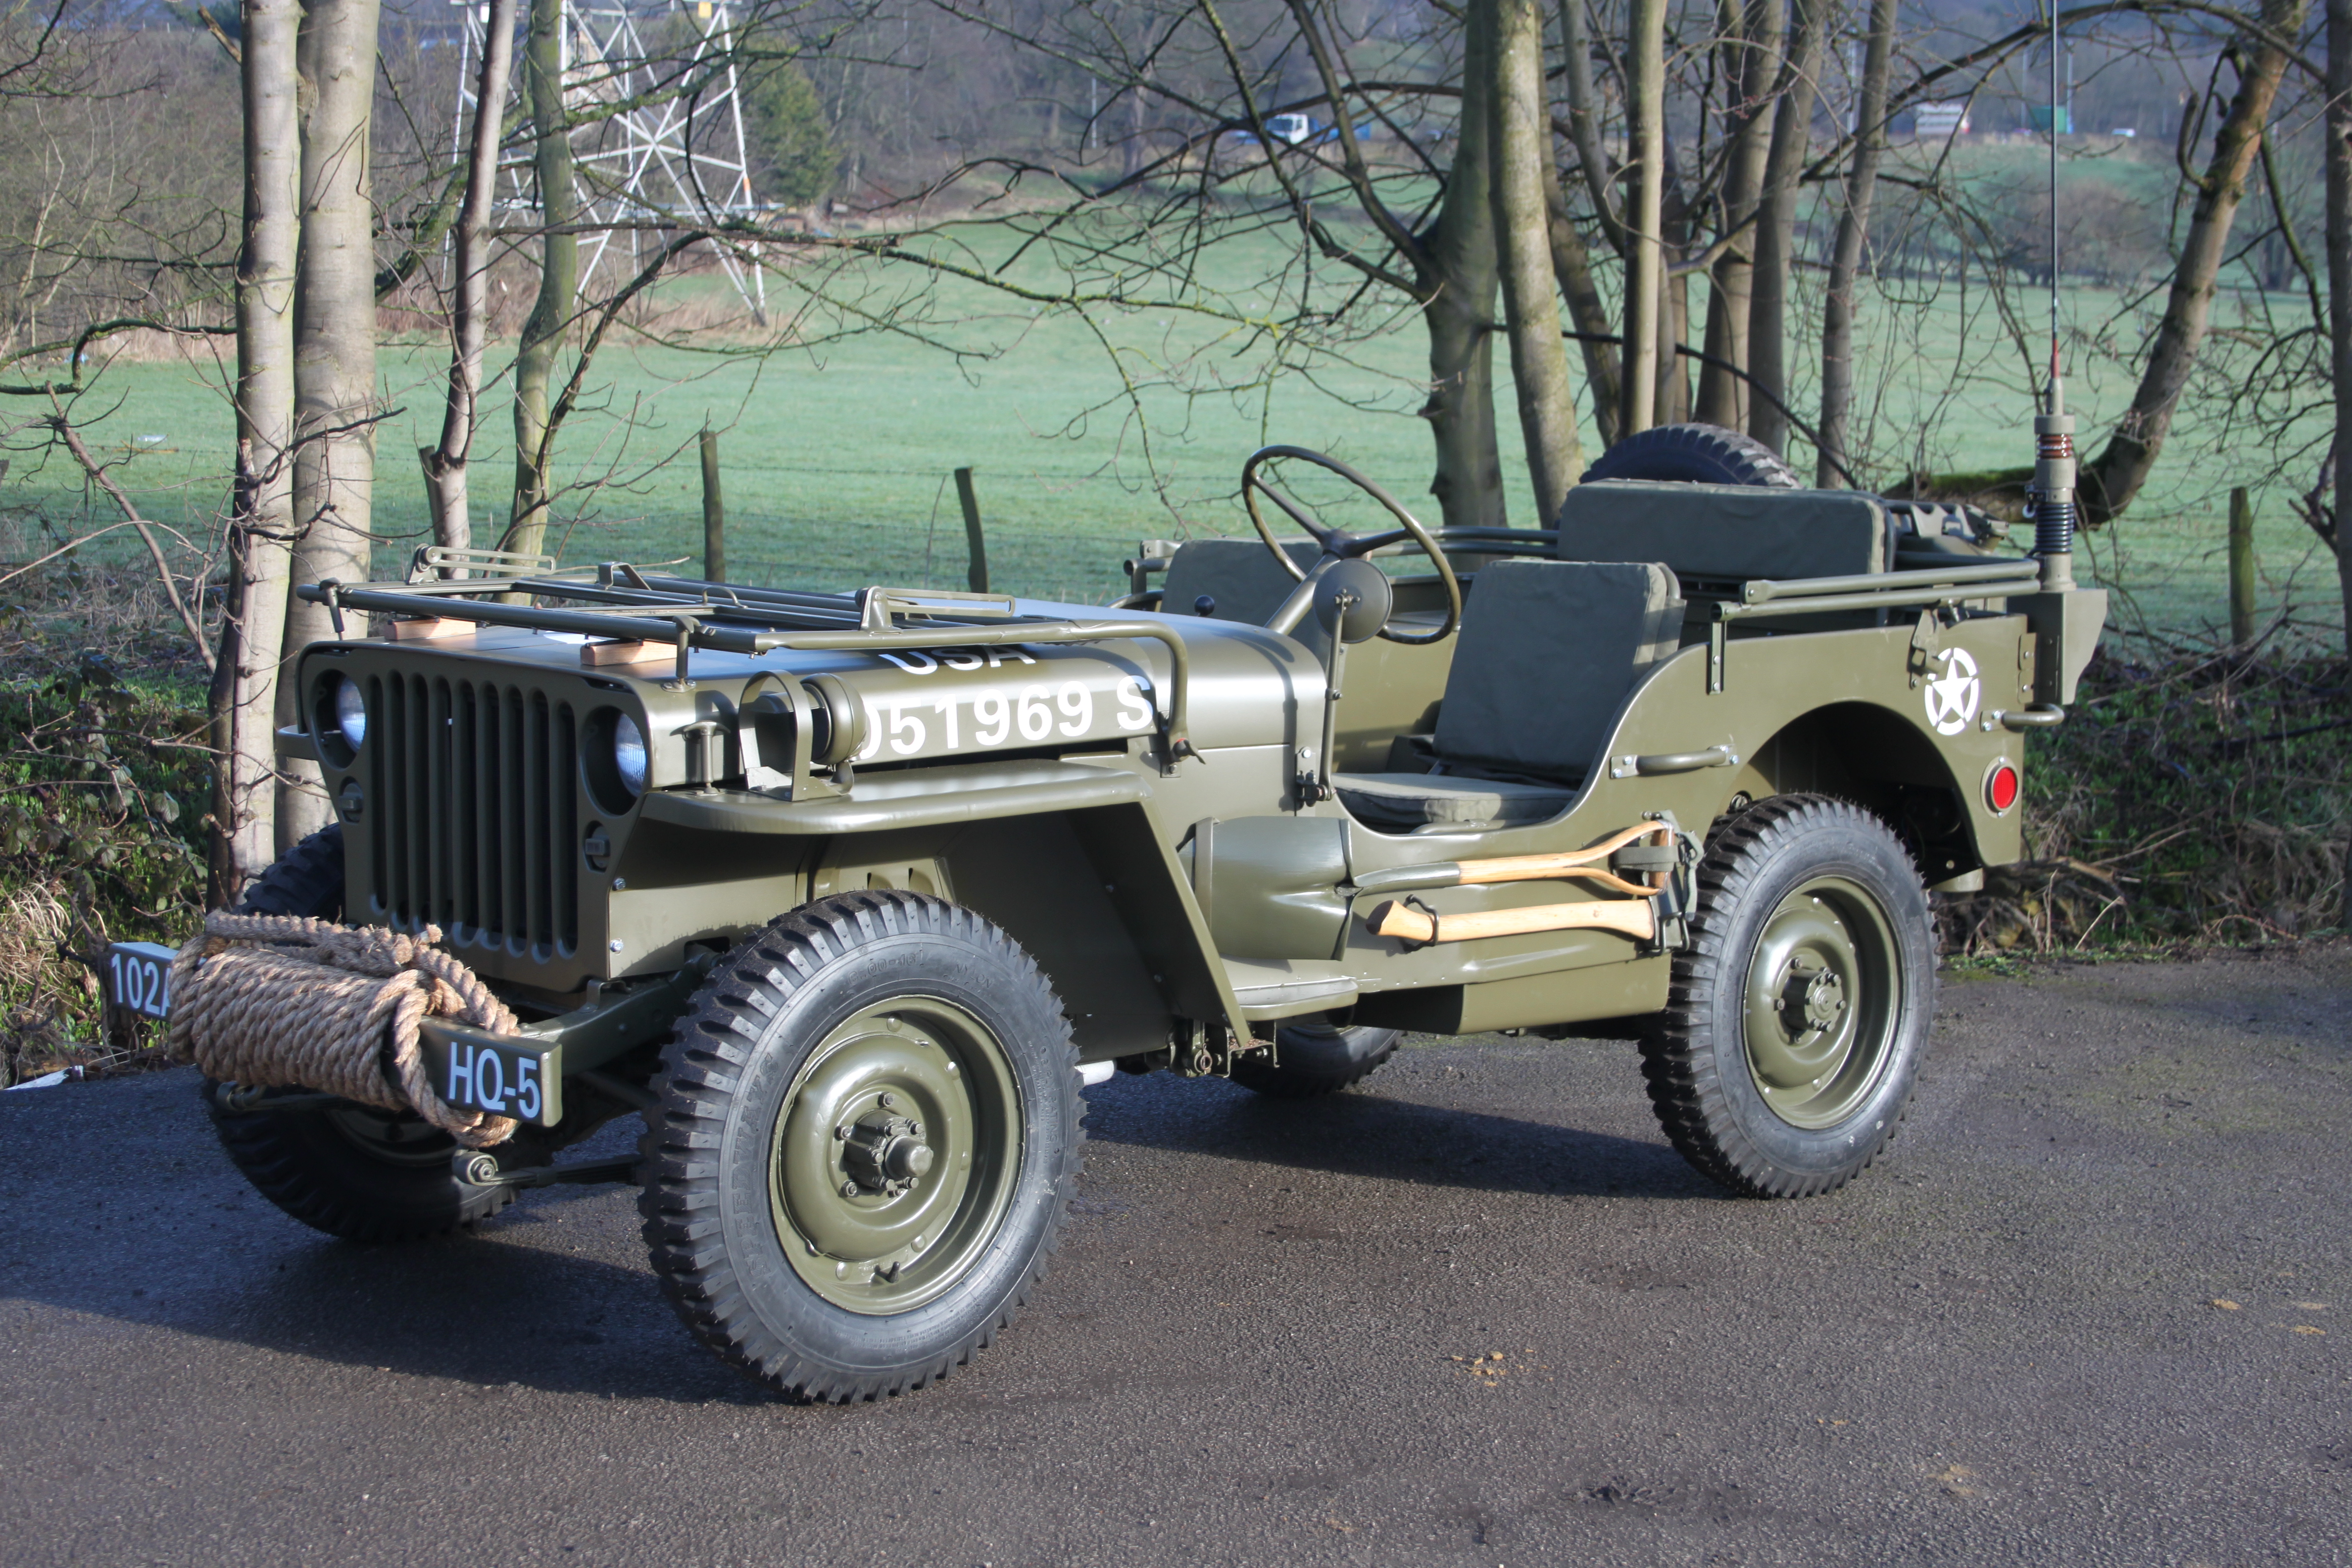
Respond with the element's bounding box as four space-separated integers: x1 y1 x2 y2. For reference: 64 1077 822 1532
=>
1581 422 1800 489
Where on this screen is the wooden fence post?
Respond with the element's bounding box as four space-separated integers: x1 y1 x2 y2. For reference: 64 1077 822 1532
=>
2228 486 2255 648
700 427 725 583
954 466 988 593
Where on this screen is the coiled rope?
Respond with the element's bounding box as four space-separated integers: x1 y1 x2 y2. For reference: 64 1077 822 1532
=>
169 913 521 1148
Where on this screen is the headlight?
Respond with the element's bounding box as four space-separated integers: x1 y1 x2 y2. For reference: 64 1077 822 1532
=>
330 675 367 749
612 714 648 797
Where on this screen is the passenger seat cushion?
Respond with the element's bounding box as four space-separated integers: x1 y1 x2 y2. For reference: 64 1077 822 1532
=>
1331 773 1579 833
1555 481 1891 582
1432 558 1684 784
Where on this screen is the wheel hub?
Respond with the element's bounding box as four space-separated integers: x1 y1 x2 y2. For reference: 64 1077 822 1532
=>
769 999 1022 1316
839 1107 935 1195
1778 961 1848 1035
1740 879 1901 1129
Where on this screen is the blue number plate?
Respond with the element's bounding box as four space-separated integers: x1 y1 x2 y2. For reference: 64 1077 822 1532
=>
417 1021 563 1127
106 942 177 1021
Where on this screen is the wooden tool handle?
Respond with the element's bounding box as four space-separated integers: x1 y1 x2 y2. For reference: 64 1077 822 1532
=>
1368 898 1656 945
1549 866 1660 899
1454 822 1669 887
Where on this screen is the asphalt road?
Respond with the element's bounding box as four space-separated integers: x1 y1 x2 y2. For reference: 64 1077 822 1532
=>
4 948 2350 1567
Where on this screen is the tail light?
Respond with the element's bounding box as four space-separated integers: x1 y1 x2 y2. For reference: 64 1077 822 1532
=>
1984 760 2020 815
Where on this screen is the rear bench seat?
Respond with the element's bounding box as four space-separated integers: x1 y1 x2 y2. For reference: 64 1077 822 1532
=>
1553 481 1893 633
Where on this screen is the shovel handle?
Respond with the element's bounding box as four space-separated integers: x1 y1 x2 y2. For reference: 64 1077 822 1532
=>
1368 898 1656 945
1453 822 1671 895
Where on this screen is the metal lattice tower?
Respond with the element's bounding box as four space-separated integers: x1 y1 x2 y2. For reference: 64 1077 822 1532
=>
452 0 768 319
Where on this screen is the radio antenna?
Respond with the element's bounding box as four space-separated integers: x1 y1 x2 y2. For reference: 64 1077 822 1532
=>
2031 1 2078 591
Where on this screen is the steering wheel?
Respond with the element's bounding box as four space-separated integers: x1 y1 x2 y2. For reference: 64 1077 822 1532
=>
1240 445 1462 645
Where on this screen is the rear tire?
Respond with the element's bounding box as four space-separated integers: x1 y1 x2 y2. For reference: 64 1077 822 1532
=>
1637 796 1935 1198
1229 1018 1401 1097
1579 422 1800 489
639 891 1081 1402
203 823 515 1241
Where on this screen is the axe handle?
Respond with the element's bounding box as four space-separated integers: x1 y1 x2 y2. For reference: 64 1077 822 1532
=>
1369 898 1656 945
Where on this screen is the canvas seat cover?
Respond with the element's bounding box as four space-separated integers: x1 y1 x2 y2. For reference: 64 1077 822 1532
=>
1159 538 1322 625
1554 480 1891 581
1334 559 1683 833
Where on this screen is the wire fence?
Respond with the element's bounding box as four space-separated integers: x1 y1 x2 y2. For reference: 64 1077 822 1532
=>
3 447 2345 648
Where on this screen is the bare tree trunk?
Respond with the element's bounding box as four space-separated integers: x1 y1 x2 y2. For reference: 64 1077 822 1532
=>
1546 174 1622 448
421 0 520 559
1816 0 1896 488
1488 0 1582 520
278 0 380 849
1622 0 1667 436
1696 0 1786 429
1421 0 1508 531
1659 157 1694 424
1553 0 1623 442
1663 268 1691 422
2080 0 2309 523
205 484 250 909
509 0 578 557
1557 0 1623 250
2328 0 2351 653
1748 0 1823 456
219 0 303 898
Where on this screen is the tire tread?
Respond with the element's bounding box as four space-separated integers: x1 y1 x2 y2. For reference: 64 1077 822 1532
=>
1637 795 1934 1199
637 888 1082 1403
1578 421 1802 490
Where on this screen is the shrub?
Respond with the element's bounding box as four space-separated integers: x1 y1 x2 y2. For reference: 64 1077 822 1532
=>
0 621 209 1082
1940 646 2350 952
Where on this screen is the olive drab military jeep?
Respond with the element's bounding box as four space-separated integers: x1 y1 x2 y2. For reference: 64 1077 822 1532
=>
122 423 2105 1402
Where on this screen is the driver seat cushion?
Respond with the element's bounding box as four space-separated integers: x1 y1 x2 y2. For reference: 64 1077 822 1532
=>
1329 773 1579 833
1159 538 1322 625
1333 559 1683 833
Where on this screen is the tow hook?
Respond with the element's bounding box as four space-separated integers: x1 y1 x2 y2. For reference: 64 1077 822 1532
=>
450 1152 639 1190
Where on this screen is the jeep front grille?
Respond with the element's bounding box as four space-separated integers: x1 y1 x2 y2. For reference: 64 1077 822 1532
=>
366 674 580 959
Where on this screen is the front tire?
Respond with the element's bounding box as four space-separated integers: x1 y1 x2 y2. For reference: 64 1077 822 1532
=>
202 823 516 1241
1229 1018 1401 1097
1638 796 1936 1198
639 891 1081 1402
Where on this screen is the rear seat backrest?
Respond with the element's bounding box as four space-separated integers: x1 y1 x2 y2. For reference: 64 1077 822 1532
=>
1433 559 1684 784
1554 481 1892 583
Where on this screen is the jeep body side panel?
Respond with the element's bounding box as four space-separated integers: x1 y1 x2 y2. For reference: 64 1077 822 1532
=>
295 580 2041 1046
1294 612 2030 1029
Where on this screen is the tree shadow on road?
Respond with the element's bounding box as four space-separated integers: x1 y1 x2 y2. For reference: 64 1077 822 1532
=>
1079 1065 1719 1201
0 1074 780 1404
19 1194 777 1403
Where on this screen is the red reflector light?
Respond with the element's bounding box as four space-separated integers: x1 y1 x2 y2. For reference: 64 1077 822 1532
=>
1986 763 2020 814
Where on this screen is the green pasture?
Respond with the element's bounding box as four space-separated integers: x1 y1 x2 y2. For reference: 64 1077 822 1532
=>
0 221 2335 644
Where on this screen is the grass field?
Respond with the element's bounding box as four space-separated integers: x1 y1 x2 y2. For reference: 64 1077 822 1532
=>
1 227 2338 645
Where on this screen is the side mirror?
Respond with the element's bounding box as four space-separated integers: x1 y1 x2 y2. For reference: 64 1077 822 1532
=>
1311 558 1393 645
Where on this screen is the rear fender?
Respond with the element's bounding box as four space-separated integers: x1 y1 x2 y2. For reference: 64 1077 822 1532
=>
1735 701 2010 884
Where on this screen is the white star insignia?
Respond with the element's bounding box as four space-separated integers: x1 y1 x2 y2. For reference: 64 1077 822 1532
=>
1924 649 1980 735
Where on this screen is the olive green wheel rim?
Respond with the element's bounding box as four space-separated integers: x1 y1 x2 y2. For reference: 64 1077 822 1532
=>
1739 876 1902 1130
769 997 1024 1315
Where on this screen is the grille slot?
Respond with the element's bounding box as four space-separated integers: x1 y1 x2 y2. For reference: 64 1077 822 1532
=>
368 674 579 960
